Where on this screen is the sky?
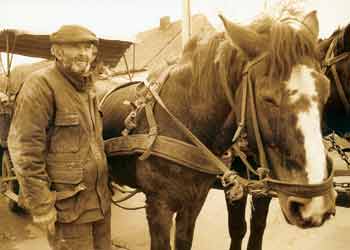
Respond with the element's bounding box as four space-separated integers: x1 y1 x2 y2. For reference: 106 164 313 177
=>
1 0 350 66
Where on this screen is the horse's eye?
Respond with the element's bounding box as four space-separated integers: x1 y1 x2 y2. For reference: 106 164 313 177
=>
262 96 279 107
287 89 298 96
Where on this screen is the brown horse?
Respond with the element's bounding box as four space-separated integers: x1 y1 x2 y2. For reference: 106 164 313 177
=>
100 11 335 250
319 22 350 135
226 17 350 250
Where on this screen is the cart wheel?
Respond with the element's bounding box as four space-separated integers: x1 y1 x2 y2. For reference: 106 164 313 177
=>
2 152 25 214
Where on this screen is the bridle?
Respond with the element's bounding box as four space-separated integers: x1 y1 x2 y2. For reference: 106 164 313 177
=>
322 37 350 115
221 53 334 199
142 44 334 201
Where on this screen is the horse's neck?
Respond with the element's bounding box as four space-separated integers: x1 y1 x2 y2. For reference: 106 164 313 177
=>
161 68 235 150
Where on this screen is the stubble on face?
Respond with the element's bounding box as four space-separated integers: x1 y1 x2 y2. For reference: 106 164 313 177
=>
54 43 97 77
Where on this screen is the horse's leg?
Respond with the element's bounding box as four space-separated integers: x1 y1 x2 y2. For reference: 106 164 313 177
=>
246 196 271 250
226 195 248 250
145 193 175 250
174 193 209 250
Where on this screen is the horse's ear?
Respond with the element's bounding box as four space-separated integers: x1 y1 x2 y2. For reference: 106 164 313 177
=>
219 14 267 58
303 10 319 40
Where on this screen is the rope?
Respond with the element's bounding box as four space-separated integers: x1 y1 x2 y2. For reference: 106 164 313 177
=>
111 200 147 210
110 182 139 194
109 182 146 210
112 190 140 203
231 72 248 144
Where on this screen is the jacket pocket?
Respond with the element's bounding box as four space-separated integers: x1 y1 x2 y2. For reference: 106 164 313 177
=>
48 161 83 185
49 112 80 153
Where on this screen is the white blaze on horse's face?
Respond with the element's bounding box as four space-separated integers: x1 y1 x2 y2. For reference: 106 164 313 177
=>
285 65 327 184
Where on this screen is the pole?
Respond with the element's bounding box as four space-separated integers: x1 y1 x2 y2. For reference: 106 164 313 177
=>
182 0 192 49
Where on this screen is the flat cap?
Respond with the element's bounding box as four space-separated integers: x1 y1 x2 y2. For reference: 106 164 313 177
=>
50 25 98 44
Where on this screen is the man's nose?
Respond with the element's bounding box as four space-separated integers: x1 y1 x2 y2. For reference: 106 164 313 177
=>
76 45 90 56
78 47 89 56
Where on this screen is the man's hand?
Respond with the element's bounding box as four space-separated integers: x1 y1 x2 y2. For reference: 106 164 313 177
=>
33 208 57 235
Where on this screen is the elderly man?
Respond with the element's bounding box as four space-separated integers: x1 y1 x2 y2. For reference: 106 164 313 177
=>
8 25 112 250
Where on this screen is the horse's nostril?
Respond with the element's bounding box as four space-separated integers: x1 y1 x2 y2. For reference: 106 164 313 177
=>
287 196 309 214
286 196 310 224
289 201 302 215
323 212 332 222
329 207 336 216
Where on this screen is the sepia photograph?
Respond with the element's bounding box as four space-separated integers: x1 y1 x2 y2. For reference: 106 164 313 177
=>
1 0 350 249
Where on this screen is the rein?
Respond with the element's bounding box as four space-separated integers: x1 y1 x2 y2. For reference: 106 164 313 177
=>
322 38 350 115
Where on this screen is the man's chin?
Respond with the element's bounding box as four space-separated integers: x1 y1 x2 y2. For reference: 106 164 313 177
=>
71 64 91 76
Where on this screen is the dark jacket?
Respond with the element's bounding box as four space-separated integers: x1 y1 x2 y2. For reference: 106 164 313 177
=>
8 64 111 223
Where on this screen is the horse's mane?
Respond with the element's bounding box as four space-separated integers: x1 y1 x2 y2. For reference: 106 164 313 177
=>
178 13 318 99
150 13 320 105
250 15 318 81
178 32 245 104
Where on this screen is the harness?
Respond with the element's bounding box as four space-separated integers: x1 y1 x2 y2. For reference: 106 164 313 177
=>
227 54 334 198
104 53 334 201
322 38 350 115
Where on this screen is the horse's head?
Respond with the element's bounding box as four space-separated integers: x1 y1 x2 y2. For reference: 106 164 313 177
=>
319 22 350 134
221 11 336 228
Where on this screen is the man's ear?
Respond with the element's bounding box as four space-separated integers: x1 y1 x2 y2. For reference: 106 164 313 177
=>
91 44 98 61
51 44 64 61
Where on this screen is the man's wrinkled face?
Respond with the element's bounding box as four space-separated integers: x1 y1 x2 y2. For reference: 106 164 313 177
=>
53 42 97 76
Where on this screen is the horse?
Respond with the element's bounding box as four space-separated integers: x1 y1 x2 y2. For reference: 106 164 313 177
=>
319 22 350 135
225 19 350 250
100 11 336 250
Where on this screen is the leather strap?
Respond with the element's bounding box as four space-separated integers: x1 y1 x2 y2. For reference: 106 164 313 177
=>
143 79 230 174
138 104 158 160
138 65 175 160
105 134 222 175
265 168 334 198
246 61 269 171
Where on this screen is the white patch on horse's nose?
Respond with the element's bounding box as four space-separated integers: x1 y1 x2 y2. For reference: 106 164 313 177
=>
285 65 327 184
300 196 325 224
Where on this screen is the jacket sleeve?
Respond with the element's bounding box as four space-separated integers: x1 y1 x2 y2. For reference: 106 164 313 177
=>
8 73 55 217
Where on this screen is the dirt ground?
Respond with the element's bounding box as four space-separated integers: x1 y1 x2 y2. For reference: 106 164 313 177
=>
1 189 350 250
